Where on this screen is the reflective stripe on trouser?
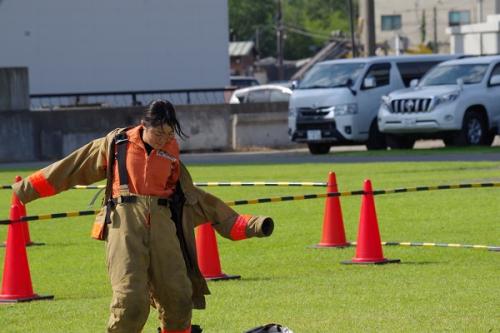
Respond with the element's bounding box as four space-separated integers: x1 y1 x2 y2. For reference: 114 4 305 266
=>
106 195 192 333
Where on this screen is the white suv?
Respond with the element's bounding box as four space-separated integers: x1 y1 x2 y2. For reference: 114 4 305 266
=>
288 54 459 154
378 56 500 148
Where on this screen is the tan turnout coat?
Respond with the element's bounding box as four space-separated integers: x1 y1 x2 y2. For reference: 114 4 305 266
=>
12 128 273 309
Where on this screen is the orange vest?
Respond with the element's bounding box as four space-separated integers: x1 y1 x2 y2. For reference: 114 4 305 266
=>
112 125 180 198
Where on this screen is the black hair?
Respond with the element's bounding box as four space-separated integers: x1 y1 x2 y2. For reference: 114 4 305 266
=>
142 99 188 140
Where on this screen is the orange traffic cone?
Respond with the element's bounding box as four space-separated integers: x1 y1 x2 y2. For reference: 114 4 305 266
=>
195 223 240 281
0 204 53 302
313 172 349 248
342 179 400 265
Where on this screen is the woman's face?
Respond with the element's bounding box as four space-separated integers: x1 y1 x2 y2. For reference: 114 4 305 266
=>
142 123 175 150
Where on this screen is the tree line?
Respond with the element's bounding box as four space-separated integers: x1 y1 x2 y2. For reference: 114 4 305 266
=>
228 0 357 60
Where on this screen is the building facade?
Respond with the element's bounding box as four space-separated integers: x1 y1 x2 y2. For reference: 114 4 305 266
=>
0 0 230 94
229 41 257 76
360 0 500 53
447 14 500 55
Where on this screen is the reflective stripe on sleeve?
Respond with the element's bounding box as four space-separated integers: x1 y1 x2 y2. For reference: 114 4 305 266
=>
230 215 249 241
28 171 56 197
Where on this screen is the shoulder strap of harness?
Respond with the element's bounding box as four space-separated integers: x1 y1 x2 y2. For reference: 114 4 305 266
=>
103 128 130 224
114 131 130 197
104 128 128 204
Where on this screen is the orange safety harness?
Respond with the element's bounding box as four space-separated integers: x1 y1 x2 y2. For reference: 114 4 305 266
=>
103 130 193 270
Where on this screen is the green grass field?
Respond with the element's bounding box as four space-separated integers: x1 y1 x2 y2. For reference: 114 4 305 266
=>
0 159 499 332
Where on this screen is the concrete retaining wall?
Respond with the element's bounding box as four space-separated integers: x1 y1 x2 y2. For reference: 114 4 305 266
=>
231 104 291 149
0 102 293 163
0 67 30 112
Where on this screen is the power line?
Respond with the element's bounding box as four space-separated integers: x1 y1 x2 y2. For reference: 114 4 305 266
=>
276 0 284 80
283 25 332 40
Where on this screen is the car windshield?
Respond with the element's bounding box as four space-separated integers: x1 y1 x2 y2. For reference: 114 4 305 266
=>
419 64 489 86
298 63 365 89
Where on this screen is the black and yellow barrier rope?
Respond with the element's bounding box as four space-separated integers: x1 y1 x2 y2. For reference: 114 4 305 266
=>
0 182 498 223
73 185 104 189
0 191 372 224
348 241 500 251
72 181 500 193
2 182 329 190
2 206 498 251
1 181 499 224
226 181 500 206
68 182 330 189
194 182 328 187
0 209 100 224
3 181 500 191
370 182 500 195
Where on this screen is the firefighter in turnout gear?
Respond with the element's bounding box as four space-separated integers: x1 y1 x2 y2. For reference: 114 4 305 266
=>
12 100 274 333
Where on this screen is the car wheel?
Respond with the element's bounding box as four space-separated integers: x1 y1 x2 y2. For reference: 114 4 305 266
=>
452 111 489 146
307 143 330 155
366 120 387 150
386 134 415 149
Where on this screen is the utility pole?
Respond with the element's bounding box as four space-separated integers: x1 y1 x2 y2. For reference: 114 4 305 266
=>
478 0 484 22
348 0 357 57
361 0 376 56
255 26 260 58
276 0 284 81
433 6 439 53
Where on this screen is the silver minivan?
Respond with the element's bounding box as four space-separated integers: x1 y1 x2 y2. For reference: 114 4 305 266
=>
288 54 461 154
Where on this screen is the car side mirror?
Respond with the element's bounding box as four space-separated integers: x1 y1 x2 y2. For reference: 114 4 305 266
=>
345 78 357 95
291 80 299 90
363 77 376 89
456 78 464 90
489 74 500 86
409 79 419 88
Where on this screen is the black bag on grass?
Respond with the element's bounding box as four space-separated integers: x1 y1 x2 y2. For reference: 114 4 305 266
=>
244 323 294 333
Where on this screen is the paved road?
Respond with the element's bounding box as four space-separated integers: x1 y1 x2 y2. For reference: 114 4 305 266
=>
182 139 500 165
1 140 500 170
181 147 500 165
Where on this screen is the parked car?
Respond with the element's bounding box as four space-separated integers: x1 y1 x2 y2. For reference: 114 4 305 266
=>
287 54 462 154
230 76 260 88
378 55 500 148
229 84 292 104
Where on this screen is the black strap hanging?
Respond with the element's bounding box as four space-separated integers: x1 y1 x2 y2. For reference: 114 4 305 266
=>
103 130 130 224
115 132 130 197
169 182 194 270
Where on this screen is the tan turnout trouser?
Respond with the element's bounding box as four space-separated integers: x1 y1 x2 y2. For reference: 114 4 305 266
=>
105 195 192 333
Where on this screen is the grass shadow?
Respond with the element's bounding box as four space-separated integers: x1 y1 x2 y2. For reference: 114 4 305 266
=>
397 261 444 265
